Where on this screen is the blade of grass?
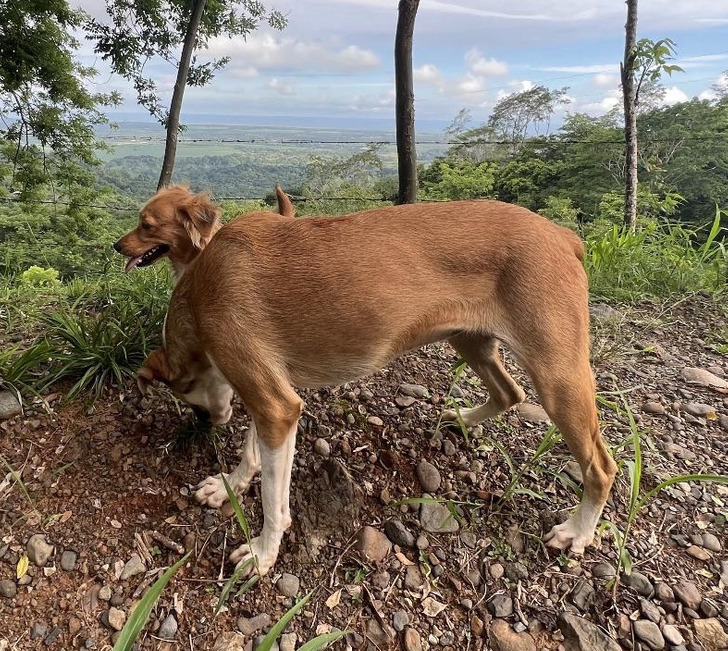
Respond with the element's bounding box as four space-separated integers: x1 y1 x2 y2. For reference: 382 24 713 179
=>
256 590 315 651
113 551 191 651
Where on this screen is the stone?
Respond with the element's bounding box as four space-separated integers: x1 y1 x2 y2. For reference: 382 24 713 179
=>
654 582 674 603
211 633 245 651
392 610 409 632
701 532 722 552
681 402 715 417
693 618 728 650
354 526 391 563
622 571 654 597
673 579 702 610
559 612 622 651
0 391 22 419
279 633 297 651
642 402 666 414
505 562 529 582
591 562 616 579
98 585 112 601
60 550 77 571
120 553 146 580
238 613 271 636
313 437 331 457
419 501 459 533
0 580 16 599
488 594 513 618
405 565 424 590
416 460 441 492
516 402 550 423
367 416 384 427
661 625 684 646
687 545 711 561
400 383 429 399
27 534 54 567
396 395 416 408
681 367 728 390
570 580 595 612
639 598 661 623
31 622 48 640
158 614 178 640
275 573 300 598
403 627 422 651
44 628 62 646
633 620 665 649
489 619 537 651
383 519 415 548
490 563 505 580
107 607 126 631
589 303 623 322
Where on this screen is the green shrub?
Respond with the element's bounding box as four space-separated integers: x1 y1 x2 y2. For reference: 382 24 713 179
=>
20 266 61 287
585 207 726 301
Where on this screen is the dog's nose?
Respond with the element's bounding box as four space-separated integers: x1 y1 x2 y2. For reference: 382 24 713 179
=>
113 240 122 253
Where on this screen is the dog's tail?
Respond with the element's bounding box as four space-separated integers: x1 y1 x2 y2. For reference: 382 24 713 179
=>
275 184 295 218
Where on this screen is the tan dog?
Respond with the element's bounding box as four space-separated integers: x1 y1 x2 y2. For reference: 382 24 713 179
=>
114 185 294 279
138 199 617 577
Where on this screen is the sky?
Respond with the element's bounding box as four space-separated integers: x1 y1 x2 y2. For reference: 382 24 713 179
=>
76 0 728 130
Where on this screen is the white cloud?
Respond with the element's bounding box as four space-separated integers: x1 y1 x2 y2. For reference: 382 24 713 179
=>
660 86 689 105
414 64 442 84
268 78 295 96
205 32 380 74
464 49 508 76
594 72 618 87
538 64 617 74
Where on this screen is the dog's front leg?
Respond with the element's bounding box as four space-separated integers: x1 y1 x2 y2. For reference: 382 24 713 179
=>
195 423 261 508
229 429 297 576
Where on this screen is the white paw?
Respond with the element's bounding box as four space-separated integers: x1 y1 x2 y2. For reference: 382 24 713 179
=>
441 408 460 423
229 536 280 577
544 518 593 555
194 474 231 509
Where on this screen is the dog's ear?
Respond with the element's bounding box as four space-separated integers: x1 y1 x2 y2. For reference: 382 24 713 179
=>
275 184 295 218
137 349 173 394
179 191 221 249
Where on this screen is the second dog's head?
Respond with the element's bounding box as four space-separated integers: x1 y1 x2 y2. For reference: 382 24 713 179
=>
138 348 234 425
113 186 222 277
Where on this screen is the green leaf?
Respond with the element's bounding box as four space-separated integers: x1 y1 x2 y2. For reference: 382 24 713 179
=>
256 591 314 651
297 630 349 651
113 552 191 651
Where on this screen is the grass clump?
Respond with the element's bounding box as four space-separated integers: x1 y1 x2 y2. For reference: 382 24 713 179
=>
585 207 726 302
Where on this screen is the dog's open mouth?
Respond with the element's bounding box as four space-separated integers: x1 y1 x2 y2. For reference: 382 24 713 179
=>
124 244 170 272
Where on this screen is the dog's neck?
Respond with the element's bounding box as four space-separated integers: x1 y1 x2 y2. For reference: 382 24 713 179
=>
169 220 223 283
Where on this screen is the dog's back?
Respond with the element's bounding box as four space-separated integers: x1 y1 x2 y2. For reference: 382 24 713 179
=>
184 200 587 387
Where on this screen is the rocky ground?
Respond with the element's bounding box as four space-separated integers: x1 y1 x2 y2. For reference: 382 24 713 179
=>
0 296 727 651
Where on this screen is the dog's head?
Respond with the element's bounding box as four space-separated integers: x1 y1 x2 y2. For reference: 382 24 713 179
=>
114 186 222 274
138 349 234 425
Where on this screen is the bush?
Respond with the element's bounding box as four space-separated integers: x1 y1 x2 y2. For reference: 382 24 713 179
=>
20 266 60 287
585 208 726 301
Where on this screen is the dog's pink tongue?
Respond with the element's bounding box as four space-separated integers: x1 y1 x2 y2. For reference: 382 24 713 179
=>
124 255 143 272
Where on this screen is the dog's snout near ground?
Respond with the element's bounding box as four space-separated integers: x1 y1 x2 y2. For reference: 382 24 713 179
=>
112 239 122 253
138 195 618 580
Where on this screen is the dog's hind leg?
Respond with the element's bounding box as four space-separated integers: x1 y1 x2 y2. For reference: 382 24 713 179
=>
195 422 261 509
442 334 526 427
519 329 617 554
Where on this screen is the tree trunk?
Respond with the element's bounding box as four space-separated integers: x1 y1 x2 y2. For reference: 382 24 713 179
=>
621 0 638 230
157 0 208 190
394 0 419 204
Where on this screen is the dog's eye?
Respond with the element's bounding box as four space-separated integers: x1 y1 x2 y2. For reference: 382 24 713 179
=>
141 222 153 230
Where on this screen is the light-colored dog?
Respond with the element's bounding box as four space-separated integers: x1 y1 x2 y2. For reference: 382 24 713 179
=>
114 185 293 280
138 199 617 577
